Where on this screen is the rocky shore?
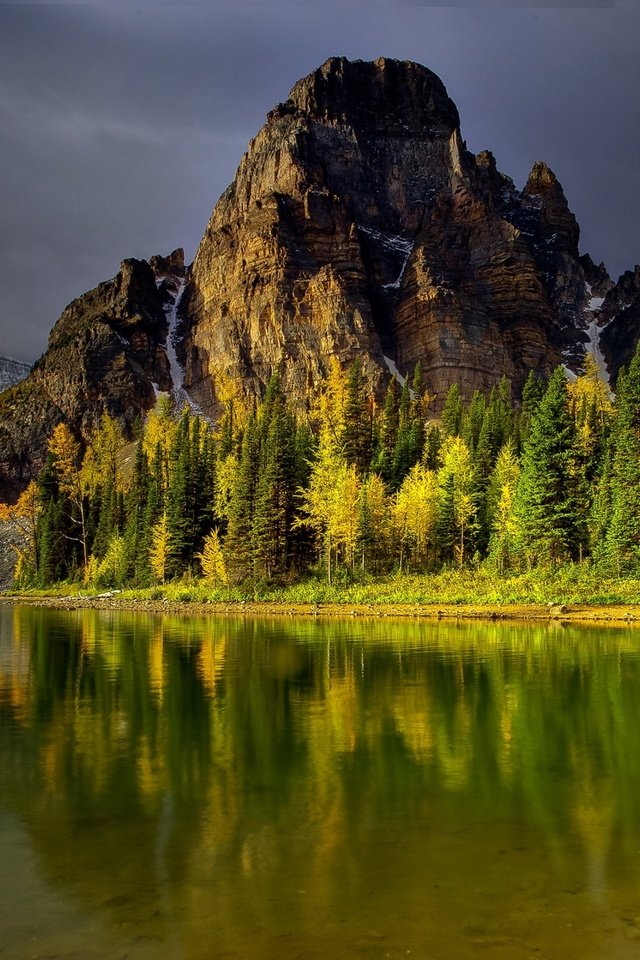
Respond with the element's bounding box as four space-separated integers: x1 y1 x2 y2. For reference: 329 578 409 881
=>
3 592 640 625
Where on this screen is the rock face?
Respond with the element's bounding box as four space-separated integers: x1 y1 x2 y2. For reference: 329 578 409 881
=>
0 357 31 393
2 56 640 500
0 251 184 501
181 56 605 416
598 266 640 382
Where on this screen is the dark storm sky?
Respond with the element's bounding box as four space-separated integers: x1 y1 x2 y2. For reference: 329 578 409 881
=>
1 0 638 362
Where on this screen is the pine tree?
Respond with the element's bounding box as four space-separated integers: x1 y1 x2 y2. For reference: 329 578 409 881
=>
518 370 545 449
391 377 424 489
342 360 373 474
253 396 296 580
374 380 399 483
124 436 151 583
462 390 486 453
38 497 65 585
514 367 583 567
166 412 193 576
422 424 443 471
440 383 463 438
224 415 259 583
602 345 640 573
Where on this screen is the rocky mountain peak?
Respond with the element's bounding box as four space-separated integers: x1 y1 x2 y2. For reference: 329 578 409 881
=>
149 248 186 279
283 56 460 137
3 57 640 502
522 160 580 255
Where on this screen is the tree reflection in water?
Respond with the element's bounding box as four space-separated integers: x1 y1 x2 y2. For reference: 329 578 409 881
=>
2 605 640 959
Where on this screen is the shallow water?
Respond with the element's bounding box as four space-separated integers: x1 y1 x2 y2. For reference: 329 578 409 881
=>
2 605 640 959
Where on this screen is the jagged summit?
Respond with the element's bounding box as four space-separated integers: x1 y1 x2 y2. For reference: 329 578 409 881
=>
181 56 595 417
280 57 460 136
2 57 640 501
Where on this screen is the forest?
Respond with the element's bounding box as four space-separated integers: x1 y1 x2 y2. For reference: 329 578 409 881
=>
2 340 640 598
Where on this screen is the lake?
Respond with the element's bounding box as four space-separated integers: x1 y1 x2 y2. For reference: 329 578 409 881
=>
1 604 640 959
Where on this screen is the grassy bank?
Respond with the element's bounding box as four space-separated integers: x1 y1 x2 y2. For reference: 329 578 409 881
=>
6 565 640 609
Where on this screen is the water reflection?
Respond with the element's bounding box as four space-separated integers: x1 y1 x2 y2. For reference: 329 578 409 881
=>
2 605 640 958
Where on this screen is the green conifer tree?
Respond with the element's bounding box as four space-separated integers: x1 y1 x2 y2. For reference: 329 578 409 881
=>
224 415 259 583
602 347 640 573
342 360 373 474
440 383 464 437
253 398 296 580
518 370 545 448
514 367 583 567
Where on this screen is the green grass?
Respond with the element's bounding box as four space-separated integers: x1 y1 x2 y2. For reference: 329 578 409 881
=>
8 564 640 607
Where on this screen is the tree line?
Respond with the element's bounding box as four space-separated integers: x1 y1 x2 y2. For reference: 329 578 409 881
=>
3 343 640 590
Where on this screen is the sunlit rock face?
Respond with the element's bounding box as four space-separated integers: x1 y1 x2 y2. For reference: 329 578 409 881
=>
181 56 600 416
3 57 640 500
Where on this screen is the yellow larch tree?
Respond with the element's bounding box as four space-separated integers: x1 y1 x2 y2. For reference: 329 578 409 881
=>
0 480 41 581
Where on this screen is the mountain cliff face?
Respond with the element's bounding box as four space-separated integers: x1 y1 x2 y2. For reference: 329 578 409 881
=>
180 56 615 416
598 266 640 381
0 357 31 392
1 56 639 501
0 251 184 500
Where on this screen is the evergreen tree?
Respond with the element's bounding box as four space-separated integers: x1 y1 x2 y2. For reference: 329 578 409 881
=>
602 346 640 573
440 383 463 437
342 360 373 474
166 412 193 576
253 395 296 580
38 497 66 585
391 377 424 489
224 415 259 583
462 391 486 454
514 367 583 566
518 370 545 448
422 424 443 471
124 437 151 583
374 380 399 483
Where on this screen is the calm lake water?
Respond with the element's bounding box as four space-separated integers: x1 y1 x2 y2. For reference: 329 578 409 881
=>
2 605 640 959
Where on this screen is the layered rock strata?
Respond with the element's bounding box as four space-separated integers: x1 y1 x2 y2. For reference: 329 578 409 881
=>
181 57 604 415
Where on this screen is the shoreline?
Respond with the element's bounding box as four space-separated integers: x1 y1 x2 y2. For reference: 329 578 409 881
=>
3 593 640 625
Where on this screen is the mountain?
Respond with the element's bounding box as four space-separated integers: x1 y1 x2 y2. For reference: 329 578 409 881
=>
0 251 184 500
1 56 639 501
0 356 31 392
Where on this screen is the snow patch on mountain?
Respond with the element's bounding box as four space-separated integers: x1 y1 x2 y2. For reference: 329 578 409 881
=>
584 282 610 383
157 277 206 417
